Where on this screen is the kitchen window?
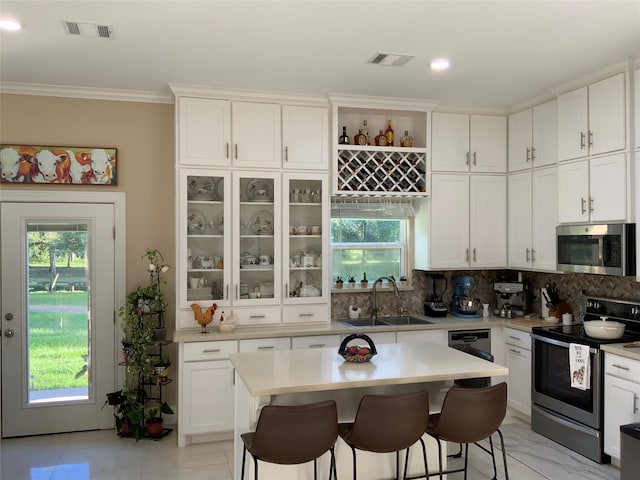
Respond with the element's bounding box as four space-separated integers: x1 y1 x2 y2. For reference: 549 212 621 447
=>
330 200 413 284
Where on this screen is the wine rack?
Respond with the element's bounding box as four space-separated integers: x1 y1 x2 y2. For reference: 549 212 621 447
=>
337 147 427 195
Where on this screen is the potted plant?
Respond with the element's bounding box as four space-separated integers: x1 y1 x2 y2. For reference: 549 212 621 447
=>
361 272 368 288
102 389 145 441
108 248 172 440
348 275 356 288
335 276 343 289
145 401 174 437
152 358 171 384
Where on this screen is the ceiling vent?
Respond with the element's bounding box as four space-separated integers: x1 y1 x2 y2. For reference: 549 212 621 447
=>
63 20 113 39
368 52 415 67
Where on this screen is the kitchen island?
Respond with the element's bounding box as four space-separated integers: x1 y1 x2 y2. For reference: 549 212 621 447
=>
230 340 508 480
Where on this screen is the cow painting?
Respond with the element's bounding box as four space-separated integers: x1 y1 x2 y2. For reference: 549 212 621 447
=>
0 145 117 185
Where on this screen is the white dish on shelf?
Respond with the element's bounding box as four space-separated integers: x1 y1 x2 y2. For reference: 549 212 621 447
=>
187 209 206 234
246 179 273 202
187 177 217 201
249 210 274 235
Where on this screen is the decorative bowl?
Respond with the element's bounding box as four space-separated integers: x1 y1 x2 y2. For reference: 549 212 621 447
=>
543 316 559 324
584 317 625 339
338 333 377 363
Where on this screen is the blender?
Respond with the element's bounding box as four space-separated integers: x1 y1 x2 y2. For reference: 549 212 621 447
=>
424 273 448 317
451 275 482 318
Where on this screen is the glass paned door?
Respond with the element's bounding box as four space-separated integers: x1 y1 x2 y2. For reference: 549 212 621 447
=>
1 202 115 437
26 222 90 404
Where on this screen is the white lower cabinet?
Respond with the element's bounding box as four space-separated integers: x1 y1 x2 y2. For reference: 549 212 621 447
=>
396 329 446 345
239 337 291 353
291 334 341 350
503 328 531 417
178 340 238 446
604 352 640 460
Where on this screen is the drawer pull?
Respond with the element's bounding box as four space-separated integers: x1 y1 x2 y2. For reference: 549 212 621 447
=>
508 336 520 341
508 348 521 354
308 344 325 348
257 346 275 350
299 313 315 317
612 363 630 371
202 348 221 353
250 315 266 319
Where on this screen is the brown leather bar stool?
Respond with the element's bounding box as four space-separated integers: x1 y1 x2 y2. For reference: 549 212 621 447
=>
427 382 509 480
240 399 339 480
339 391 430 480
446 345 495 460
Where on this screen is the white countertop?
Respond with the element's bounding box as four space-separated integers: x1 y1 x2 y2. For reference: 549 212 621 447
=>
229 341 508 396
173 314 542 343
602 342 640 361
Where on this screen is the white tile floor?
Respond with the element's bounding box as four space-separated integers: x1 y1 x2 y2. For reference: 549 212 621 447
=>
0 416 621 480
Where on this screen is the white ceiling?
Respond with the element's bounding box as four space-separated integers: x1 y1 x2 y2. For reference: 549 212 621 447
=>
1 1 639 111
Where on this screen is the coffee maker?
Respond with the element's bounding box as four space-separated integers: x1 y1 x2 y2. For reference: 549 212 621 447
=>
424 274 448 317
493 281 529 317
451 275 482 318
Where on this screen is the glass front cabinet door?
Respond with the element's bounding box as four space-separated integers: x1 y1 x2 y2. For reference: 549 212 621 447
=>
232 171 282 306
283 173 329 310
179 169 232 315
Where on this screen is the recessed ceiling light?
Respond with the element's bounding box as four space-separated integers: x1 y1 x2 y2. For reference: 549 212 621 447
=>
0 17 22 31
430 58 450 71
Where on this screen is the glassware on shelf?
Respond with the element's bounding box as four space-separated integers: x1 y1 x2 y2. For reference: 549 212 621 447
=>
400 130 414 147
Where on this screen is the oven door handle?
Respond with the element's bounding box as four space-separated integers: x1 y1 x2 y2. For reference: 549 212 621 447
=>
533 405 598 436
531 334 598 354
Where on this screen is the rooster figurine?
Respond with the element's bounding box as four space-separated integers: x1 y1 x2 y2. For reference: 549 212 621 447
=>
191 303 217 334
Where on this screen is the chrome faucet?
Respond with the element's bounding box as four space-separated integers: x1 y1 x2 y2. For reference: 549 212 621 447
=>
371 276 400 320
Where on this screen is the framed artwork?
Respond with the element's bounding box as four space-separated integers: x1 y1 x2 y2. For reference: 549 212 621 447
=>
0 145 117 185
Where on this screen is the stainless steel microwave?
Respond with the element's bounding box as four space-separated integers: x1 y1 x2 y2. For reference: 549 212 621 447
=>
556 223 636 276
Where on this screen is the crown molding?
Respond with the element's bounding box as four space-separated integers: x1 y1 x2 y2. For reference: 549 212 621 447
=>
169 84 329 107
0 82 173 104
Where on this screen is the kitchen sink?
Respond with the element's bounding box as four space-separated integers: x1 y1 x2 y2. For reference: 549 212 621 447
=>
341 316 433 327
376 316 434 326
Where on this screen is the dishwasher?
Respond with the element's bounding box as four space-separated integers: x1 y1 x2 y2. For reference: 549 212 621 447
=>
448 329 491 354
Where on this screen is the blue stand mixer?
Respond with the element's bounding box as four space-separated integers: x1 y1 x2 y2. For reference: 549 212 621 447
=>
451 275 482 318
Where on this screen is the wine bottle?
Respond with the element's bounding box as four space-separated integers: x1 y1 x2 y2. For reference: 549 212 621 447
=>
354 129 367 146
339 126 350 145
385 120 394 146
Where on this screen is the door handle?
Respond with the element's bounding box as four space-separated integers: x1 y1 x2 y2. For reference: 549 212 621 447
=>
472 152 477 166
580 132 586 149
581 197 587 215
4 328 14 338
526 147 530 162
526 248 530 262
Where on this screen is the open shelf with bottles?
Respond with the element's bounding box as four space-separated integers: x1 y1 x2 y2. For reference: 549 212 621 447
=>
330 95 434 196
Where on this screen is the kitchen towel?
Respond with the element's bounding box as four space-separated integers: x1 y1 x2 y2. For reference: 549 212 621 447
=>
569 343 591 390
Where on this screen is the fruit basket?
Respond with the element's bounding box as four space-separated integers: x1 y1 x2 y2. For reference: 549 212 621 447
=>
338 333 377 363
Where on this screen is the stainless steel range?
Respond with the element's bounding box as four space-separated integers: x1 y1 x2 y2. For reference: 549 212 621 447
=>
531 294 640 463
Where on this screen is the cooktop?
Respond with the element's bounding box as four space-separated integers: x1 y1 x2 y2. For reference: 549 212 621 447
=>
532 295 640 348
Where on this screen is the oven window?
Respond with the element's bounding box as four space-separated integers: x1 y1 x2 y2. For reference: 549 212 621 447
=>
533 339 594 412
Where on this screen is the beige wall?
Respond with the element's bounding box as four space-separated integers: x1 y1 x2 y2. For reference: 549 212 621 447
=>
0 93 177 401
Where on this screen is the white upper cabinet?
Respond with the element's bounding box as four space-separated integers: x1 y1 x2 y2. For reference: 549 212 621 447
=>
635 68 640 150
231 102 281 168
178 97 231 166
427 174 506 269
508 167 558 271
177 97 282 168
432 113 507 173
282 105 329 171
557 73 626 161
508 109 533 172
532 100 558 168
509 100 557 172
557 153 627 223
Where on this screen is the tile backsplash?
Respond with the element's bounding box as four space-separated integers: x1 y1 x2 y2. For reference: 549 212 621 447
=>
331 269 640 320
